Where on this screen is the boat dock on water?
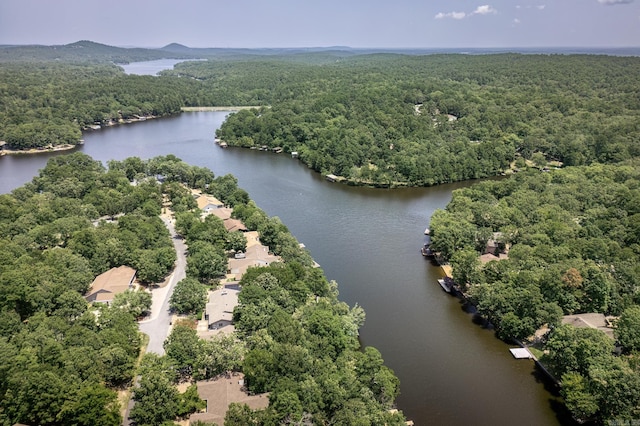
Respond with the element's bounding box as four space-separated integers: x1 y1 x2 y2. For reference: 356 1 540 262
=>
437 277 455 293
421 227 434 257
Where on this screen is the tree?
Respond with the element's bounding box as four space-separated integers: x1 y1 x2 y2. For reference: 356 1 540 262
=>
269 389 304 424
130 371 179 426
587 357 640 422
135 247 176 283
559 372 599 423
169 277 208 315
451 247 482 290
197 334 245 379
53 290 88 322
99 345 135 388
176 383 206 418
0 369 70 426
186 241 226 282
164 324 202 379
615 306 640 352
226 231 247 253
57 384 121 426
111 289 152 318
224 402 265 425
544 325 615 377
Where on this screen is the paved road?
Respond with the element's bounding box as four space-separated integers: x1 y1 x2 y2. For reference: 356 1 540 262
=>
138 216 187 355
124 216 187 425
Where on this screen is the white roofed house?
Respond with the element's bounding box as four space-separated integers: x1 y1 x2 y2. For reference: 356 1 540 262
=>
196 194 224 214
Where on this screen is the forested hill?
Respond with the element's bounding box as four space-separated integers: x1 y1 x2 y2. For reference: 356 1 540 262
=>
0 40 197 63
212 53 640 186
2 42 640 187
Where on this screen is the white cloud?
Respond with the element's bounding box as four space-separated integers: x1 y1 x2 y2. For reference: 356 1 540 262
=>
472 5 497 15
435 11 467 19
513 18 521 24
597 0 633 4
516 4 546 10
435 5 496 19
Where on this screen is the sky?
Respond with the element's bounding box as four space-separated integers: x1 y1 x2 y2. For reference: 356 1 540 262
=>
1 0 639 48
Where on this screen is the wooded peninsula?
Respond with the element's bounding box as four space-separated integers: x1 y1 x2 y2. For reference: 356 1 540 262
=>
1 40 639 424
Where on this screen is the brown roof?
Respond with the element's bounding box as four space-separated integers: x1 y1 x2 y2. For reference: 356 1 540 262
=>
561 313 615 339
227 244 281 280
189 373 269 424
209 207 233 221
206 288 239 328
85 266 136 303
223 218 247 232
479 253 509 264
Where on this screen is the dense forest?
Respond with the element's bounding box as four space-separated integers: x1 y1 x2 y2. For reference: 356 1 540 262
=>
3 43 640 188
212 53 640 186
2 41 640 423
0 152 404 425
429 162 640 423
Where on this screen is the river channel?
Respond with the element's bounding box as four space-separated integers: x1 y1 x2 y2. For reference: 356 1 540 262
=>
0 110 568 425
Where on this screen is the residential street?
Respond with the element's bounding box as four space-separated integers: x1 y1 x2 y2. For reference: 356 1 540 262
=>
138 216 186 355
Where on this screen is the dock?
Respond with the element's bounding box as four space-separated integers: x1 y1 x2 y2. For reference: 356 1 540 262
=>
509 348 533 359
437 278 454 293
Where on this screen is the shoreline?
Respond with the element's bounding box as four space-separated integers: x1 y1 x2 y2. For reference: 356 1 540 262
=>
1 108 263 157
181 106 264 112
1 143 79 156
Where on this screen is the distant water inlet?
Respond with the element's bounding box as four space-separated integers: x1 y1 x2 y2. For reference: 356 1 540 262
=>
0 110 566 426
119 58 197 75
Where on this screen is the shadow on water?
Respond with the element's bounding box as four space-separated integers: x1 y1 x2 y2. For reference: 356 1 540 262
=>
549 397 583 426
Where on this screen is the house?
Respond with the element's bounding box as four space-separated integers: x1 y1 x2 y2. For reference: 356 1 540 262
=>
208 207 233 221
561 313 615 340
85 266 136 305
204 287 239 331
205 208 247 232
226 243 281 281
484 232 506 255
196 194 224 213
189 373 269 425
223 218 247 233
479 232 510 264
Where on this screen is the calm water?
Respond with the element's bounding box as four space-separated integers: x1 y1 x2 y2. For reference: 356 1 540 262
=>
120 58 194 75
0 112 568 425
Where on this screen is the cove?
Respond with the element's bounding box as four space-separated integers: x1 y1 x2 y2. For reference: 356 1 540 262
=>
0 112 567 425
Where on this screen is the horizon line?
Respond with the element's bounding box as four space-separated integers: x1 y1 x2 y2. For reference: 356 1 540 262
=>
1 41 640 50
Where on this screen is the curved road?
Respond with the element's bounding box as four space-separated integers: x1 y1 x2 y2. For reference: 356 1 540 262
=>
138 216 187 355
124 216 186 425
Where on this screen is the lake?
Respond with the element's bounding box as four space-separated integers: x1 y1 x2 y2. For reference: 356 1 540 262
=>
0 111 569 425
120 58 199 75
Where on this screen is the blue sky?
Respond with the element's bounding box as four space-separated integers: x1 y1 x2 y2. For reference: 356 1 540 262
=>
1 0 638 48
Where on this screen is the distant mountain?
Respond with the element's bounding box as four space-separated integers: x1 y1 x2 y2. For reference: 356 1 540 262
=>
161 43 192 53
2 41 636 64
0 40 197 63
